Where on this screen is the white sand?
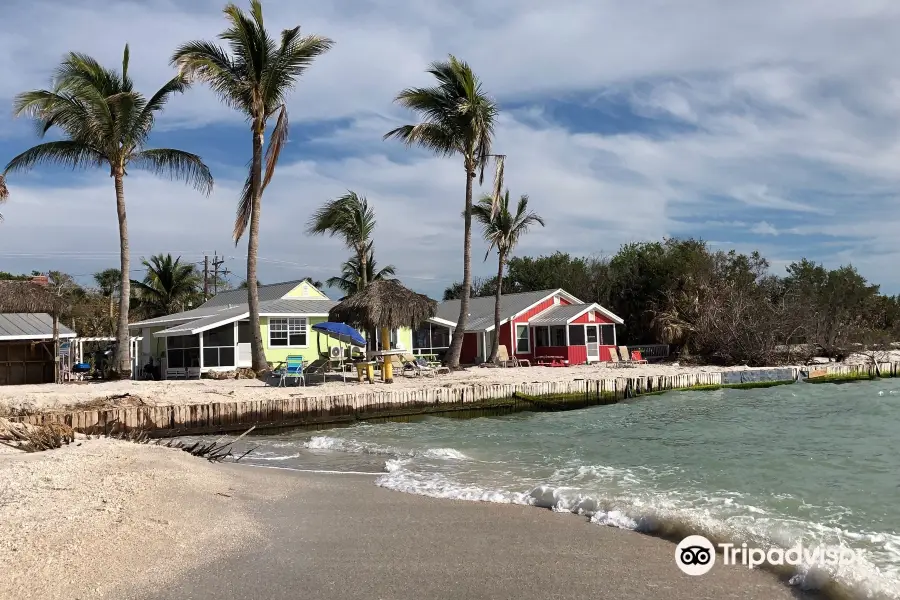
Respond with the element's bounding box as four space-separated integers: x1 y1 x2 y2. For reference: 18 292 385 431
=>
0 439 282 600
0 362 783 413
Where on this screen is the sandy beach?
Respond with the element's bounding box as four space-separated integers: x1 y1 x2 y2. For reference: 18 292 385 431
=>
0 362 792 414
0 440 814 600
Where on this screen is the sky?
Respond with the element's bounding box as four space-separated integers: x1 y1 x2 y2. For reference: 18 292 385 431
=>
2 0 900 298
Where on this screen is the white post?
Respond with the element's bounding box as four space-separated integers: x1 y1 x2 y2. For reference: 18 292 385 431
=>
613 325 617 347
198 332 205 374
234 322 239 368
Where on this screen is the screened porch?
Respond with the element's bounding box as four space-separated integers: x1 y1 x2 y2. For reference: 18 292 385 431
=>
162 320 253 379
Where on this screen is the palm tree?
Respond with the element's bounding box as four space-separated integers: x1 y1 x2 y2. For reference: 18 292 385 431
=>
327 245 396 296
472 190 545 363
385 55 499 368
172 1 333 373
93 268 122 321
1 47 214 378
307 191 376 292
131 254 202 318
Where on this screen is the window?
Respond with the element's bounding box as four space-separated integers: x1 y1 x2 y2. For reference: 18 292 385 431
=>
269 318 308 347
534 327 550 348
550 326 567 347
515 324 530 353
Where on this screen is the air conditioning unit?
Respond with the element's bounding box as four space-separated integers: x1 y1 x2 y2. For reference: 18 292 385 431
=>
329 346 342 359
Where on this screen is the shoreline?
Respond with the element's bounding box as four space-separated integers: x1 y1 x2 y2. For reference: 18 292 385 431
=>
1 439 813 600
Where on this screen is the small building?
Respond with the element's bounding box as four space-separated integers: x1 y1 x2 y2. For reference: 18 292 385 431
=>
0 313 76 385
415 289 624 365
129 280 415 379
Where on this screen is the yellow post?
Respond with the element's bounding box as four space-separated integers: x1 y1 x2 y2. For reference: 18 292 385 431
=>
381 326 393 383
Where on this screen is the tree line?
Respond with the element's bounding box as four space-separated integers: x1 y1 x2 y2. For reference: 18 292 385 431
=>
443 239 900 366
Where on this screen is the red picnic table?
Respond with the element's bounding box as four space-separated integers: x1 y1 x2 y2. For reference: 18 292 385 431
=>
535 355 567 367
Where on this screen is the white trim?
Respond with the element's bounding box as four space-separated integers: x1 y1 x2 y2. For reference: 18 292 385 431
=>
260 312 329 317
514 323 530 354
267 317 309 349
0 333 77 342
427 316 457 328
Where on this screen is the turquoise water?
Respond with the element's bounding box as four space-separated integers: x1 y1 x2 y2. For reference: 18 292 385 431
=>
230 380 900 598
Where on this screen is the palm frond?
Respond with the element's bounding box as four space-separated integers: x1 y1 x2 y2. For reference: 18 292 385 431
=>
489 154 505 219
233 170 253 243
307 191 376 253
132 149 214 194
4 141 106 174
383 123 459 156
261 104 287 190
261 29 334 109
171 40 250 112
140 74 190 131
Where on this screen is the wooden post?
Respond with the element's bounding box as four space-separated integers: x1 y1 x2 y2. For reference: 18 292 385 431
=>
382 326 393 384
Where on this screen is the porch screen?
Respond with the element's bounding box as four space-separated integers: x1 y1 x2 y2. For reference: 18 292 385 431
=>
599 324 615 345
568 325 585 345
534 327 550 348
550 326 566 346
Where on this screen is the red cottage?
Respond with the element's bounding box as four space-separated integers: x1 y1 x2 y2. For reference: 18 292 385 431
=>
413 289 624 365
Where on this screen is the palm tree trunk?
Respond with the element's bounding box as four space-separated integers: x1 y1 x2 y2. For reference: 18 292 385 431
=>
358 245 374 353
113 172 132 379
446 168 476 368
248 122 268 374
489 251 504 363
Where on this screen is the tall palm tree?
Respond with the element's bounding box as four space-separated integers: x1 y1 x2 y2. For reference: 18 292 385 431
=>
93 268 122 321
172 1 333 373
472 190 545 363
326 245 396 296
385 55 499 368
131 254 202 318
1 47 213 378
307 191 376 292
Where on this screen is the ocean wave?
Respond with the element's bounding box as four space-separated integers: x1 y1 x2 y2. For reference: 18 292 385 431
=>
377 465 900 600
303 435 471 461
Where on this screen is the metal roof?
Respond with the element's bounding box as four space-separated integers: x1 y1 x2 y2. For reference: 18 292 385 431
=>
201 280 308 307
153 298 338 337
260 298 335 315
434 289 563 332
0 313 76 340
130 281 334 329
528 304 594 325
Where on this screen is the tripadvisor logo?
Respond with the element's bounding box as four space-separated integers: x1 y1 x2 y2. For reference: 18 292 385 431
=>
675 535 858 575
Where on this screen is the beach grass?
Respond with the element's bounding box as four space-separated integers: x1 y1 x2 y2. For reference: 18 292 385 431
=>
803 372 877 384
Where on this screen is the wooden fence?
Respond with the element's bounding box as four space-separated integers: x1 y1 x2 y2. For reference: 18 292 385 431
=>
13 362 893 437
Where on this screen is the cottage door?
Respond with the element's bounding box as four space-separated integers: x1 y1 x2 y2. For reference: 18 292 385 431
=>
585 326 600 362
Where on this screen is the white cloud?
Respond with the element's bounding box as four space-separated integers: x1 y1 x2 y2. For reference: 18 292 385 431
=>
2 0 900 294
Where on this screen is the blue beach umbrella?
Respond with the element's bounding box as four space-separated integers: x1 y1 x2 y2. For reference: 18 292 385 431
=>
312 321 367 347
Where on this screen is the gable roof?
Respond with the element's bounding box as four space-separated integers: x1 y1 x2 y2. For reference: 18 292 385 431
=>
130 280 333 329
528 302 624 325
434 289 582 332
0 313 76 341
201 280 308 307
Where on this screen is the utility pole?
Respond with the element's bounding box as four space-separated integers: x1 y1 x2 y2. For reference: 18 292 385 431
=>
203 255 210 300
211 252 227 296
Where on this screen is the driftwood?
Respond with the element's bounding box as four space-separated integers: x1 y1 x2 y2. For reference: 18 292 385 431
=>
0 416 258 463
146 425 258 462
0 418 74 452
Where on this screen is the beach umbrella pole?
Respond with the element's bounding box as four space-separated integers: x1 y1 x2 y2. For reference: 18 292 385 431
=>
382 326 393 383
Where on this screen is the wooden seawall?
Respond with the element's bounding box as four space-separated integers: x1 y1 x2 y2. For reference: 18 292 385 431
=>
14 363 894 437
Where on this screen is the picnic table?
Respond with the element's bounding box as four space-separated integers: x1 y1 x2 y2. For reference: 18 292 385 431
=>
535 355 567 367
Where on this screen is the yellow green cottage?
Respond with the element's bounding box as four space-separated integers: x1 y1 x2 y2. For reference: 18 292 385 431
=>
129 280 413 379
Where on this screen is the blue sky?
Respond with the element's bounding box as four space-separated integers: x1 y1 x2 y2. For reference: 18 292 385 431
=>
2 0 900 297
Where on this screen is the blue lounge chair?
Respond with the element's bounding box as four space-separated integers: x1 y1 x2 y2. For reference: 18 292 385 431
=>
271 355 305 387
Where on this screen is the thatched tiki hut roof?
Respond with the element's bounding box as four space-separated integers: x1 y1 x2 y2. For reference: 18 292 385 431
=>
329 279 436 331
0 280 59 314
